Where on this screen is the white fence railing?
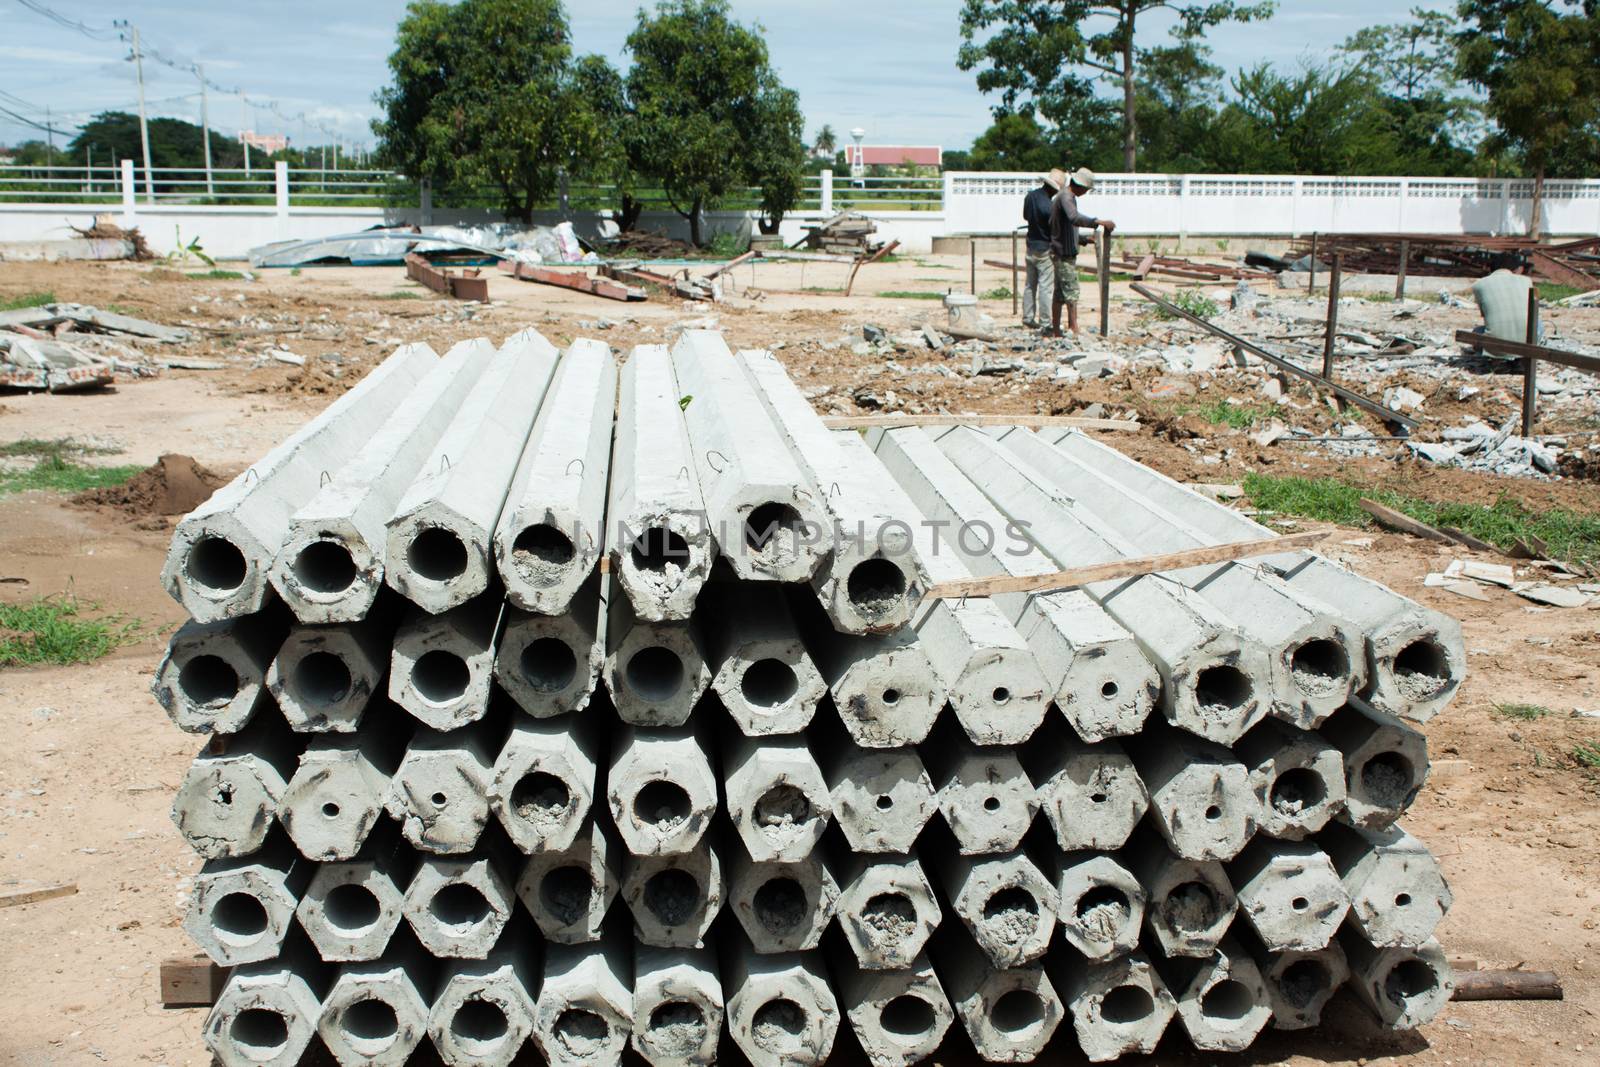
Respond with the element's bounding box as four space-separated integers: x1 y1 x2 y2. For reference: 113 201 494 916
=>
939 171 1600 237
3 163 1597 259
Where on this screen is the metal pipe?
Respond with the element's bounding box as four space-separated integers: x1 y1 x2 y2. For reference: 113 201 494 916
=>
1321 253 1342 380
1395 238 1408 300
1522 287 1539 437
1099 230 1112 336
1011 229 1018 317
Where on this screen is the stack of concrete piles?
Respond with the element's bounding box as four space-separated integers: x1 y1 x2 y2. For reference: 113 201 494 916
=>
155 327 1465 1067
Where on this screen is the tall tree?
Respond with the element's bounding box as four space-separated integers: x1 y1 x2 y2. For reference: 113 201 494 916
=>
957 0 1276 171
1205 63 1401 175
1456 0 1600 236
625 0 804 245
813 124 837 155
1340 8 1482 174
373 0 620 222
1134 41 1225 170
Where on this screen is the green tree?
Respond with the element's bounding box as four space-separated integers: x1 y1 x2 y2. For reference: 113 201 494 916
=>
624 0 804 245
747 75 807 233
67 112 244 171
1456 0 1600 236
1205 63 1400 174
957 0 1276 171
1134 42 1225 170
813 124 837 155
968 112 1059 171
373 0 620 222
1339 8 1482 175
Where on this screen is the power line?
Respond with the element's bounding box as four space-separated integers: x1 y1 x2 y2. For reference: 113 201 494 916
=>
0 101 73 135
6 3 367 147
9 0 118 41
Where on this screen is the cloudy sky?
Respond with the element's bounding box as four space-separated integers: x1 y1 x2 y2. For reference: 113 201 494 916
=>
1 0 1456 152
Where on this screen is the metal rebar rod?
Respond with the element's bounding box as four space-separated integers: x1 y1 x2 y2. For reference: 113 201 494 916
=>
1099 230 1111 337
1522 287 1539 437
1321 253 1343 381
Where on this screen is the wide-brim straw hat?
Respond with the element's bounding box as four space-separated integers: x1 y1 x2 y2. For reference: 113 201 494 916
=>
1070 167 1096 191
1042 168 1065 191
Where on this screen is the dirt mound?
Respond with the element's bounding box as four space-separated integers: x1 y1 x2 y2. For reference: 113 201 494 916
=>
74 453 223 517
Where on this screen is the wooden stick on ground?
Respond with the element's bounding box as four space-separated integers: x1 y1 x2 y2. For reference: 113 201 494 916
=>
0 882 77 909
1452 970 1564 1002
927 531 1327 600
821 414 1140 432
1358 499 1454 543
160 955 229 1008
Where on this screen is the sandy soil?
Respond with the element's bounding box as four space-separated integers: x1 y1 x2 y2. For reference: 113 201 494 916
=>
1 257 1597 1066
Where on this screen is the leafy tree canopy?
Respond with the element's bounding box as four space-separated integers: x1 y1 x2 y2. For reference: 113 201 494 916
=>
624 0 804 243
65 111 245 170
1455 0 1600 232
958 1 1275 170
373 0 620 222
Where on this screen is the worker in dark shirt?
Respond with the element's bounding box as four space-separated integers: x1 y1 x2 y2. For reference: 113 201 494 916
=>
1020 168 1064 328
1048 167 1116 337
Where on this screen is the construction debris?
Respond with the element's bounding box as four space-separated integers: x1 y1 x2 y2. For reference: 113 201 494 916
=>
1284 233 1600 292
499 261 646 301
159 330 1466 1065
405 253 489 301
795 211 879 254
0 302 196 392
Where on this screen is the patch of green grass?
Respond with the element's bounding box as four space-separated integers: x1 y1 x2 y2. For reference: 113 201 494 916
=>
0 290 56 311
378 290 425 300
913 259 956 270
704 232 749 258
290 267 303 277
1190 399 1283 430
187 269 245 280
877 291 944 300
1493 702 1554 721
1241 473 1600 563
1154 289 1220 320
1360 292 1396 304
1573 742 1600 769
1537 283 1586 303
0 438 122 460
102 303 140 316
801 286 841 293
0 595 140 667
982 286 1013 300
0 454 144 496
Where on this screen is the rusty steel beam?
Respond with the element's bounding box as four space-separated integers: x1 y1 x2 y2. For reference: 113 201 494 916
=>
1453 331 1600 377
1131 282 1419 431
500 261 645 301
404 254 488 301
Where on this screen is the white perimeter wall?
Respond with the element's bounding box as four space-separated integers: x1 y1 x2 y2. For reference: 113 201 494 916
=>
3 169 1596 261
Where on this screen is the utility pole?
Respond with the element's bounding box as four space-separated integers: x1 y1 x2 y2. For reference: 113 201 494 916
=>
241 100 251 176
197 63 214 197
128 25 155 202
44 106 53 185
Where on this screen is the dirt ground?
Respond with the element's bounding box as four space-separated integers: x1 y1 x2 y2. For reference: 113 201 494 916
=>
1 257 1598 1066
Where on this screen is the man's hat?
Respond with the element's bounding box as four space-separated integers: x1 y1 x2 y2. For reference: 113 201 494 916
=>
1042 168 1065 191
1070 167 1096 191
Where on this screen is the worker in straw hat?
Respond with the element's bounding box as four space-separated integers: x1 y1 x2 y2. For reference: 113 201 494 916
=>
1020 168 1065 328
1048 166 1116 337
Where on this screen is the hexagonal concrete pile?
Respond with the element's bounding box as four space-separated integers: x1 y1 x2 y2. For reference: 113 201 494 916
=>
156 329 1463 1067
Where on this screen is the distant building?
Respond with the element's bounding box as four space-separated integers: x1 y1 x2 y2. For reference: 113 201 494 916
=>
239 130 289 153
844 145 942 170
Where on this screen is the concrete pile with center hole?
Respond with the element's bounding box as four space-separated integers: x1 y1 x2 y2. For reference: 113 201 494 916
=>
158 330 1461 1066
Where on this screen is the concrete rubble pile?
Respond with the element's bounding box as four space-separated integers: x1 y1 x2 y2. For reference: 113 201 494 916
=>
155 327 1466 1066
